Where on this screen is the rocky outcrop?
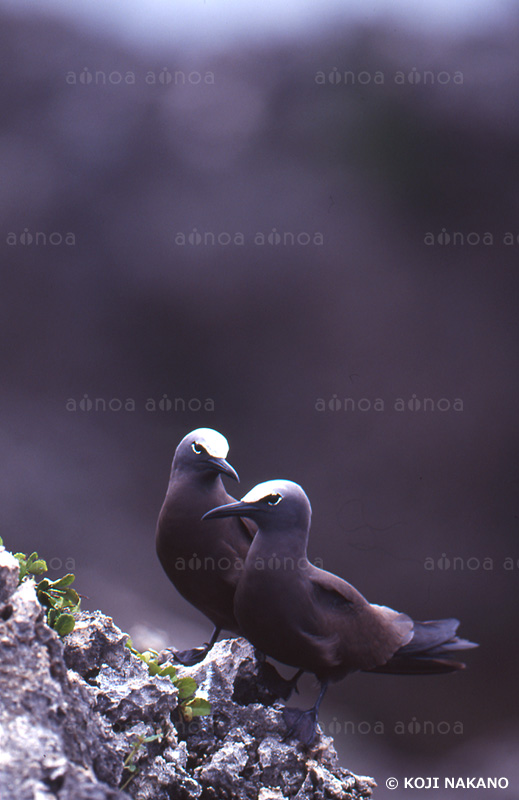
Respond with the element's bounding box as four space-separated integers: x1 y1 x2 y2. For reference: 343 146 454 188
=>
0 548 375 799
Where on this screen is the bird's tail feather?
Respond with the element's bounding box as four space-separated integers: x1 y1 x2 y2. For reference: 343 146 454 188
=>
364 618 478 675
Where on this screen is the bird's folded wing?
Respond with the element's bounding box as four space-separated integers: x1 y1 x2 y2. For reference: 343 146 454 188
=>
305 566 415 669
307 564 370 609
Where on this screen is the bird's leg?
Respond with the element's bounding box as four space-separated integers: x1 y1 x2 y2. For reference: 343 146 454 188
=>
161 627 222 667
255 649 303 700
284 668 304 697
205 626 222 650
282 680 329 747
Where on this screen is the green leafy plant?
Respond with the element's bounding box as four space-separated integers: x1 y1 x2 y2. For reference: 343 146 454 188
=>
11 546 80 636
36 573 80 636
126 639 211 720
14 550 48 580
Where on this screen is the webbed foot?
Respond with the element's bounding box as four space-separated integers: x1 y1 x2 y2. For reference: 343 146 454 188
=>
282 706 319 746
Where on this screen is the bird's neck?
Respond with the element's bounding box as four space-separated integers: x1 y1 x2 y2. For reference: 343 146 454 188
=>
248 526 310 565
169 468 223 495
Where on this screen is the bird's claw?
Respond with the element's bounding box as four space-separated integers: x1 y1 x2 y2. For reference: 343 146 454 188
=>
282 707 319 747
169 646 210 666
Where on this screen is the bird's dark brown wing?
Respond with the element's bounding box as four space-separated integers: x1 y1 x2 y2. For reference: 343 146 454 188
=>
306 564 414 672
307 564 369 608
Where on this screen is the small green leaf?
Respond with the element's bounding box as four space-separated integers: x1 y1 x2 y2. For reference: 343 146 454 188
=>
54 613 75 636
0 536 4 546
62 587 80 605
28 559 48 575
37 590 53 606
175 677 197 700
51 574 76 588
158 665 177 680
183 697 211 717
14 553 28 579
47 608 59 626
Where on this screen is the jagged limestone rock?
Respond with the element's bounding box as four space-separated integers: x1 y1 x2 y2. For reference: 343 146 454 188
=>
172 638 374 800
0 550 126 800
0 548 18 604
0 547 375 800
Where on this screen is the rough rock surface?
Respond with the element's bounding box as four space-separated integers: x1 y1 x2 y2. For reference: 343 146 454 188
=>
0 547 375 800
0 550 126 800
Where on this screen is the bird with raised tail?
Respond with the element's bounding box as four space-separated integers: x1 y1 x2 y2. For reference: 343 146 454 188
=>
156 428 253 665
203 479 478 746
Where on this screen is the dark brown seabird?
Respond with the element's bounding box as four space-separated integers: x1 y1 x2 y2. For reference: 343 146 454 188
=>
203 479 479 745
156 428 253 665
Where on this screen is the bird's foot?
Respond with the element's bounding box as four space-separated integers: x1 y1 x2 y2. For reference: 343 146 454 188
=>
258 661 302 700
158 645 210 667
282 706 319 747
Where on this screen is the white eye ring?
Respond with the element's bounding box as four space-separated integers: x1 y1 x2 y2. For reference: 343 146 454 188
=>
191 442 204 454
267 493 282 506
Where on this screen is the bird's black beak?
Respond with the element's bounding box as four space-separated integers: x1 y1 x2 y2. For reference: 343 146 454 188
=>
206 456 240 482
203 500 257 521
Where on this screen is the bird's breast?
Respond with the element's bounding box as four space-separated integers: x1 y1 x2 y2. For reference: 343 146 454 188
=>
233 562 325 669
155 484 250 632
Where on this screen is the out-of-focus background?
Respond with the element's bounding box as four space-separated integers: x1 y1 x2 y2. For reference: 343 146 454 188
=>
1 0 518 795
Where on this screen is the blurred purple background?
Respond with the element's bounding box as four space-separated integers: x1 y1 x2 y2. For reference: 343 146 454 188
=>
1 3 518 796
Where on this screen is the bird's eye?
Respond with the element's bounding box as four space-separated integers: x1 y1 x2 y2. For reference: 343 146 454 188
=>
266 493 282 506
191 442 205 454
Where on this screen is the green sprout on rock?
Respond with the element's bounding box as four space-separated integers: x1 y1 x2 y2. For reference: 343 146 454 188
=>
4 541 81 636
126 639 211 720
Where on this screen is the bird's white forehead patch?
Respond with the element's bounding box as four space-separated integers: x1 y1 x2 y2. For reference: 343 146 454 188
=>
242 480 292 503
188 428 229 458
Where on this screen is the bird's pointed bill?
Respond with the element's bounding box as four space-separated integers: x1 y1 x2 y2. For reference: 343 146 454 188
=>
203 500 257 520
206 456 239 482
